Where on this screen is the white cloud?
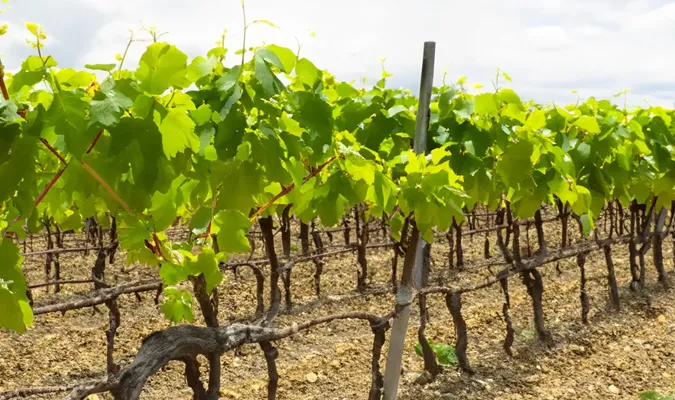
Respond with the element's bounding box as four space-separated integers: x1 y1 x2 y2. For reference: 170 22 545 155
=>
524 26 574 50
0 0 674 106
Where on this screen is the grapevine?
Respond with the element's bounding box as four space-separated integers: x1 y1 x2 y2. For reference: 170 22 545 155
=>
1 9 675 400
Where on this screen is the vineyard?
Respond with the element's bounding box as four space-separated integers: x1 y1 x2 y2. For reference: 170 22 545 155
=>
1 13 675 400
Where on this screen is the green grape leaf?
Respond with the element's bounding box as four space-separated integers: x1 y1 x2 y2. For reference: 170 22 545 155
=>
0 135 38 204
628 119 644 139
388 212 405 242
516 194 542 219
8 66 46 94
187 56 217 82
344 155 375 185
639 391 675 400
413 341 458 366
474 93 499 117
118 219 150 250
571 185 592 215
497 88 522 105
0 98 20 123
211 159 263 213
58 211 83 232
159 109 199 158
266 44 296 73
549 175 577 206
414 342 424 357
293 92 333 143
295 58 322 87
387 105 409 118
136 43 189 95
336 82 359 98
25 22 39 36
161 287 194 324
126 247 159 266
496 140 533 187
55 69 96 89
85 63 117 72
216 66 241 93
159 262 189 287
214 209 251 253
432 343 458 366
502 103 526 123
574 115 600 134
46 91 90 157
280 113 304 137
371 171 396 213
89 83 134 127
190 104 213 126
524 109 546 131
149 184 178 231
189 206 212 235
580 213 593 236
0 239 32 333
254 48 286 96
0 240 28 298
185 248 222 293
317 191 344 227
0 286 26 333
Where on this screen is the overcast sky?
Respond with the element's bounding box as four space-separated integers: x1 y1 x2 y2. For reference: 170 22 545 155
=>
1 0 675 107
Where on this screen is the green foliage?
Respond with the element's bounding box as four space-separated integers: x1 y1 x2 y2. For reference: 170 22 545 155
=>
640 391 675 400
136 43 189 95
161 287 195 324
2 23 674 333
414 340 458 366
0 239 33 333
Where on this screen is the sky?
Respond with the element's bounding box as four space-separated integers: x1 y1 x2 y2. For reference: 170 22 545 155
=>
1 0 675 107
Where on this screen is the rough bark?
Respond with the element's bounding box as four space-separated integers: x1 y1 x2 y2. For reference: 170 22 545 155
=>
109 216 119 263
505 201 513 247
521 269 552 344
653 206 669 284
629 203 640 288
191 274 219 328
356 205 370 292
53 224 63 293
311 220 325 298
453 219 464 270
534 209 546 255
512 223 522 266
342 216 351 246
526 222 532 258
281 205 292 258
496 207 513 264
259 216 281 323
299 221 310 255
561 203 569 248
417 244 440 377
446 293 473 375
91 247 121 375
446 226 454 270
259 341 279 400
603 244 621 311
483 235 491 259
182 356 207 400
190 274 220 399
44 222 53 292
368 322 390 400
578 252 590 324
498 268 515 356
282 260 293 311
